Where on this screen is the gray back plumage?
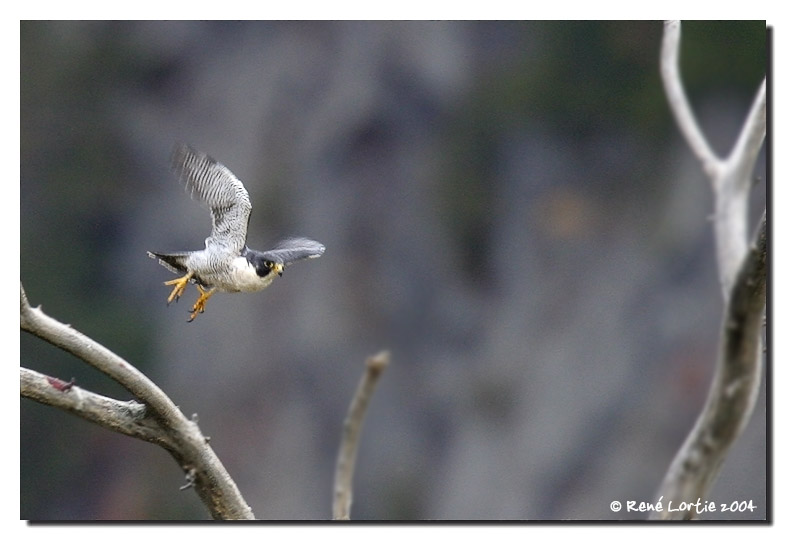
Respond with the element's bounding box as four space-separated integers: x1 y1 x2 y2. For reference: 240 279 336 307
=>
171 143 252 254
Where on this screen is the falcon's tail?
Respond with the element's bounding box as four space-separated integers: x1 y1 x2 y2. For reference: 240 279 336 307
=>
147 251 191 275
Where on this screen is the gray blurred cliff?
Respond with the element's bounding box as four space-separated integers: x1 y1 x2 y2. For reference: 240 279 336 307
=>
21 21 766 520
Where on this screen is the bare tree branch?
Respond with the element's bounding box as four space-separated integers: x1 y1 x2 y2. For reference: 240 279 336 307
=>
711 78 767 298
21 284 181 423
20 283 255 520
652 20 767 520
333 350 390 520
726 79 767 190
21 367 173 446
652 214 766 519
660 20 720 177
660 20 767 299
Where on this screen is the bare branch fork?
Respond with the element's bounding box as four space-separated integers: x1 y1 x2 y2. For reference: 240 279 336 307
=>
20 283 255 520
660 20 767 298
22 280 390 519
651 21 767 519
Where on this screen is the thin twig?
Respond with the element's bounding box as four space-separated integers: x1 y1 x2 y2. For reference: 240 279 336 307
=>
20 283 255 520
660 20 719 178
726 79 767 190
333 350 390 520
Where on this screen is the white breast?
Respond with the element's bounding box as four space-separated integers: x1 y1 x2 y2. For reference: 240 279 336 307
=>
226 256 278 292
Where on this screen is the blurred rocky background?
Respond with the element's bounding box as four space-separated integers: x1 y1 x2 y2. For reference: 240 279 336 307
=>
20 21 766 520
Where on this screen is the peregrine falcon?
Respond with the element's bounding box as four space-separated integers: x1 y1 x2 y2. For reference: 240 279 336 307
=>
148 143 325 322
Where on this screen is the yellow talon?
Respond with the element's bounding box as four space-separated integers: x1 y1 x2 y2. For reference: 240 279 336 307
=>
188 285 216 322
164 271 194 305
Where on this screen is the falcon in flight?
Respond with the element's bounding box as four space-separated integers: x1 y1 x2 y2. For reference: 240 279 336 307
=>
148 143 325 321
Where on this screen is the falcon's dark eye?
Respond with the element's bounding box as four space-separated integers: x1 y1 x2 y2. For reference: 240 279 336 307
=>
256 260 275 277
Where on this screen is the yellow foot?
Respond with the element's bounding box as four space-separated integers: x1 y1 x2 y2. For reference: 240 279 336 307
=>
188 285 216 322
164 271 194 305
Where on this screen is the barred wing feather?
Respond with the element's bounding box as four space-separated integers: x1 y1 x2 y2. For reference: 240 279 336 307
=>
171 143 252 254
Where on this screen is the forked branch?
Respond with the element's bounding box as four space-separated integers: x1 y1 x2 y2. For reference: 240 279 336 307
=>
20 283 254 520
660 20 767 299
652 21 767 519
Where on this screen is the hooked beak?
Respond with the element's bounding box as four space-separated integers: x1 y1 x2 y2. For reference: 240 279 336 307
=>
273 263 284 276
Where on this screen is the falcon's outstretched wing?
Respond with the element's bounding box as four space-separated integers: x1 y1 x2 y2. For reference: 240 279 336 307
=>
171 143 252 254
255 238 326 266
